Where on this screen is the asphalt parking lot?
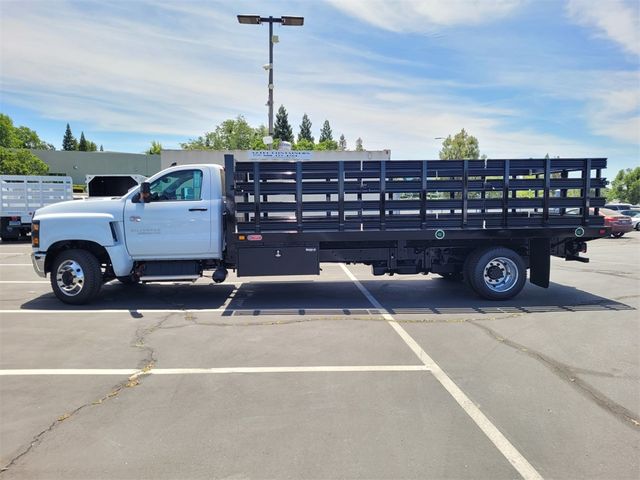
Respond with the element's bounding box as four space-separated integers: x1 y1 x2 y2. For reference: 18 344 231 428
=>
0 233 638 479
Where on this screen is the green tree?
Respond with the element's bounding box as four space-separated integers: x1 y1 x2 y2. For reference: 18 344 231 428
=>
78 132 88 151
274 105 293 142
62 123 77 151
607 167 640 204
87 141 97 152
251 124 269 150
315 139 338 151
15 126 46 149
355 137 364 151
319 120 333 143
339 134 347 151
99 145 104 152
0 147 49 175
147 141 162 155
181 116 257 150
293 138 314 150
0 114 18 148
0 114 53 149
439 129 483 160
298 113 313 143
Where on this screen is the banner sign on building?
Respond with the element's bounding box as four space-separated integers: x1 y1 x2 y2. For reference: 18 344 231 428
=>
249 150 313 161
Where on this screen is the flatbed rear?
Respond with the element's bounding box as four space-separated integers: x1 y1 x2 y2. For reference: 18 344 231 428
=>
222 154 608 299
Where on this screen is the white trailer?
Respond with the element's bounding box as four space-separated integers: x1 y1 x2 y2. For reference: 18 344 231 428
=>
0 175 73 240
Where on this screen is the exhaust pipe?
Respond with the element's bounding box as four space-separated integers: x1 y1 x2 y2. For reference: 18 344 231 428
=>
213 267 228 283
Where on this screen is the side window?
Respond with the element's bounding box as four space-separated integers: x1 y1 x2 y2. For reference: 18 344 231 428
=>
149 170 203 202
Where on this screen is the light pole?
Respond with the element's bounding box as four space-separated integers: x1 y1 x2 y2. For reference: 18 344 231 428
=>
237 15 304 138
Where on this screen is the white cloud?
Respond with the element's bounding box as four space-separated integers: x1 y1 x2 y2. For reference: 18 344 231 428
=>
566 0 640 56
497 68 640 145
0 0 633 165
326 0 524 32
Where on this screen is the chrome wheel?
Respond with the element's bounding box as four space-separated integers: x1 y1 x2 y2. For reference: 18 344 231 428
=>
482 257 518 293
56 260 85 296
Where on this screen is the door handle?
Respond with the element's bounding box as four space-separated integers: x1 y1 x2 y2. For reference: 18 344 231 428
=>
189 208 208 212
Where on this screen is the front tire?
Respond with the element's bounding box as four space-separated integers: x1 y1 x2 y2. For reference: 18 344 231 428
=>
612 232 625 238
465 246 526 300
50 249 102 304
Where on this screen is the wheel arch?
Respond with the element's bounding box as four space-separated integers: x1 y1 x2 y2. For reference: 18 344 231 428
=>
45 240 111 274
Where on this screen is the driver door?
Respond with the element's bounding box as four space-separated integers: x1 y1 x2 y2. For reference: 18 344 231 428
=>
124 168 212 258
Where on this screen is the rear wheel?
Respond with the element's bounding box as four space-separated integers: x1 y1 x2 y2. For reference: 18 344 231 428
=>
465 246 526 300
50 249 102 304
612 232 625 238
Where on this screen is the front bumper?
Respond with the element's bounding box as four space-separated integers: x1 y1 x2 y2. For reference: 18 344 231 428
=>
31 252 46 278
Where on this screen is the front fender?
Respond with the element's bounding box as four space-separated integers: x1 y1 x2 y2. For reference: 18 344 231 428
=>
36 213 117 251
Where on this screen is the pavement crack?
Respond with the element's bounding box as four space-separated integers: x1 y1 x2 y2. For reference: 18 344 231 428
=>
469 320 640 430
0 313 177 474
0 374 140 474
159 312 523 328
131 312 178 372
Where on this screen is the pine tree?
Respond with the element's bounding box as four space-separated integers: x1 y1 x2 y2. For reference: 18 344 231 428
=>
62 123 77 151
298 113 313 143
78 132 88 151
339 134 347 151
319 120 333 143
99 145 104 152
273 105 293 142
355 137 364 151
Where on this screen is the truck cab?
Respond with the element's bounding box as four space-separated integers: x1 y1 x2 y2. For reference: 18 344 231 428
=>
31 164 226 303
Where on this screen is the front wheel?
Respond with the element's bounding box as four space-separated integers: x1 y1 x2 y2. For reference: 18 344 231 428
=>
50 249 103 304
612 232 625 238
465 246 526 300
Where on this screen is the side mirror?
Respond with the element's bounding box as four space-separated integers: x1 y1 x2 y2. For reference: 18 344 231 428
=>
140 182 151 203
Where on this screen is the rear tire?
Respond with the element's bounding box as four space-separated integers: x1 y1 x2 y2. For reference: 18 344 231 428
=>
612 232 625 238
465 246 526 300
50 249 102 305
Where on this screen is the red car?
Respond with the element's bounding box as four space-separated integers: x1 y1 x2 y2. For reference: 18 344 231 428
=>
599 208 633 237
566 207 633 237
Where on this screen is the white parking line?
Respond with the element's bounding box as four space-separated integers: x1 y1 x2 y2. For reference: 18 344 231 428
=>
0 365 430 376
339 263 542 480
0 281 49 284
0 264 32 266
0 308 229 314
0 307 380 315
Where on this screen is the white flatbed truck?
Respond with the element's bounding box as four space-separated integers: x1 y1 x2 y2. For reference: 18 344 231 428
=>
0 175 73 241
30 156 609 304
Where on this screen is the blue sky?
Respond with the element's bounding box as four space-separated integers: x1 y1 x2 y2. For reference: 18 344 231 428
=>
1 0 638 172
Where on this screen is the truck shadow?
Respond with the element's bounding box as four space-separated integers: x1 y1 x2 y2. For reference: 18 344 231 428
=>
19 278 634 316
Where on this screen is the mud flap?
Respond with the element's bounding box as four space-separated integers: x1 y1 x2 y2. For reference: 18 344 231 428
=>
529 238 550 288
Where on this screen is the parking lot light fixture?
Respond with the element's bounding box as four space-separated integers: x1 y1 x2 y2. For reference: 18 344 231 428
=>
281 16 304 26
237 15 261 25
237 14 304 137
